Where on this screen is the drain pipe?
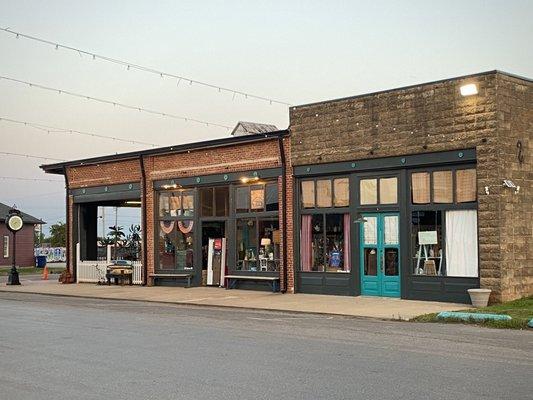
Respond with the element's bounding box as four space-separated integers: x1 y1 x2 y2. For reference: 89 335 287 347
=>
139 155 148 286
277 136 288 293
63 166 74 283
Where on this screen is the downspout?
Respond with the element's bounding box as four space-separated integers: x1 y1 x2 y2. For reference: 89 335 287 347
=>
139 155 148 286
63 166 74 283
277 136 288 293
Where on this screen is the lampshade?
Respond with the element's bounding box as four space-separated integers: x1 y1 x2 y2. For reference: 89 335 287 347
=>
260 238 271 246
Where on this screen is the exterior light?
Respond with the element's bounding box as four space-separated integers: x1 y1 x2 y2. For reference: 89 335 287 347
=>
125 200 142 205
460 83 478 96
240 177 249 183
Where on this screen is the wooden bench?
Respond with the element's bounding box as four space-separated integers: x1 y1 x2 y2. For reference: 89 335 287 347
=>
149 273 193 287
225 275 280 293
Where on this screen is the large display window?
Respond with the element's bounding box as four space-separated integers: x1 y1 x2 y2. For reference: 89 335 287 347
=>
410 167 478 277
234 181 280 273
299 177 351 273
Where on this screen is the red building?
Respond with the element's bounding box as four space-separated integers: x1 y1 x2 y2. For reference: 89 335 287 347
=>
0 203 44 267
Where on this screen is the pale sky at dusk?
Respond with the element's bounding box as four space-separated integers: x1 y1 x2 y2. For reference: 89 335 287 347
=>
1 0 532 233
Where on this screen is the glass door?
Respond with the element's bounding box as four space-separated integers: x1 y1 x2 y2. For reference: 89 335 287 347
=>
360 213 400 297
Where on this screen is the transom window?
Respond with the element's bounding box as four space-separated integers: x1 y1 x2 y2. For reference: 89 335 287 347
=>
159 190 195 218
411 168 476 204
359 177 398 205
301 177 349 209
236 182 278 214
200 187 229 217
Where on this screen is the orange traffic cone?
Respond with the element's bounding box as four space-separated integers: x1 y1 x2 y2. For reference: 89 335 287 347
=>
42 265 49 280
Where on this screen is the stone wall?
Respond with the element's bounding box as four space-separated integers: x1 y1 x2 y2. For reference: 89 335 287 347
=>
496 74 532 301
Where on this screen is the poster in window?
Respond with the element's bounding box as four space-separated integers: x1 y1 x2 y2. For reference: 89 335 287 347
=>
251 188 264 210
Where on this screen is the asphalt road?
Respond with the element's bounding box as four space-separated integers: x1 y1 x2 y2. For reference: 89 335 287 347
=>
0 293 531 400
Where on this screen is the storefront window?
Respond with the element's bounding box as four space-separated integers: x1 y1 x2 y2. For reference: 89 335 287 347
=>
250 186 265 211
360 177 397 205
360 179 377 205
159 190 195 217
316 180 332 208
235 182 277 214
200 187 229 217
236 186 249 213
411 172 431 204
301 181 315 208
456 169 477 203
411 168 477 205
411 211 443 275
411 210 478 277
301 178 350 209
380 177 398 204
333 178 349 207
300 213 351 273
158 220 194 271
236 218 280 272
433 170 453 203
265 183 279 211
236 218 257 271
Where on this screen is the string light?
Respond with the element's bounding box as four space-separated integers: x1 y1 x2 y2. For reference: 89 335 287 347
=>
0 176 64 183
0 76 232 130
0 151 65 162
0 116 159 147
0 27 292 106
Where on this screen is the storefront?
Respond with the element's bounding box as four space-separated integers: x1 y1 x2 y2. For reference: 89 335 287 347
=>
289 70 531 303
154 169 282 289
293 150 479 302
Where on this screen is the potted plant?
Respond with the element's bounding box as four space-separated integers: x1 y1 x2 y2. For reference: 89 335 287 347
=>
467 288 492 307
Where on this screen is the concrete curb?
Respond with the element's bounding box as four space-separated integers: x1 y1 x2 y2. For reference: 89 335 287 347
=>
0 288 409 322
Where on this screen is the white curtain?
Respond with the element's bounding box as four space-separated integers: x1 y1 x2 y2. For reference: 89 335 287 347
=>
445 210 478 277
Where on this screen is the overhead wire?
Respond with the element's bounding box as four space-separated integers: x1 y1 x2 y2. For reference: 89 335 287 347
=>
0 75 233 130
0 27 292 106
0 116 159 147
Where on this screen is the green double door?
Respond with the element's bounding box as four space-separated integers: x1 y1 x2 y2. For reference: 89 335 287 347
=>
359 213 401 297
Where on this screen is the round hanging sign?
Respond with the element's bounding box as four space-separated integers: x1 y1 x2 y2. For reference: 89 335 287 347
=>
6 212 23 233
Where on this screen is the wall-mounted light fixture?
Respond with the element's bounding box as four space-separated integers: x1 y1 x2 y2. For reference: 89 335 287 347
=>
161 183 179 189
125 200 142 205
240 176 260 184
503 179 520 194
460 83 478 96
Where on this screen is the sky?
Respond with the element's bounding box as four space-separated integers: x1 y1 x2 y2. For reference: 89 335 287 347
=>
1 0 532 235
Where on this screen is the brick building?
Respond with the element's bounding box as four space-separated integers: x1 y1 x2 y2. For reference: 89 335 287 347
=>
41 70 532 303
1 203 44 267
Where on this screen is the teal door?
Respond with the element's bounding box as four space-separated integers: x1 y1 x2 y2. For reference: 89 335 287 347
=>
360 213 401 297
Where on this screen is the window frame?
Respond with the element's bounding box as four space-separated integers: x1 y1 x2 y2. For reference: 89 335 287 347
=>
409 164 478 210
298 175 351 273
234 180 279 217
299 176 351 211
234 216 281 273
408 164 478 278
3 235 8 258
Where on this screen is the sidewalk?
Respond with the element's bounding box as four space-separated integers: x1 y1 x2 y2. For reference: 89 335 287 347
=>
0 280 469 320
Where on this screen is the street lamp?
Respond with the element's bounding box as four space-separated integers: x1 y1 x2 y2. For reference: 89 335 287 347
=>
5 207 24 285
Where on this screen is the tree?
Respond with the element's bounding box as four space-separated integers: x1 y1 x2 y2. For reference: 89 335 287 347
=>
125 224 142 260
107 225 125 247
48 222 66 247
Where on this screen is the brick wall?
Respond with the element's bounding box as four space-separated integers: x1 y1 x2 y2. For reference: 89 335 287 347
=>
67 159 141 188
289 71 531 302
66 138 287 286
0 224 36 267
